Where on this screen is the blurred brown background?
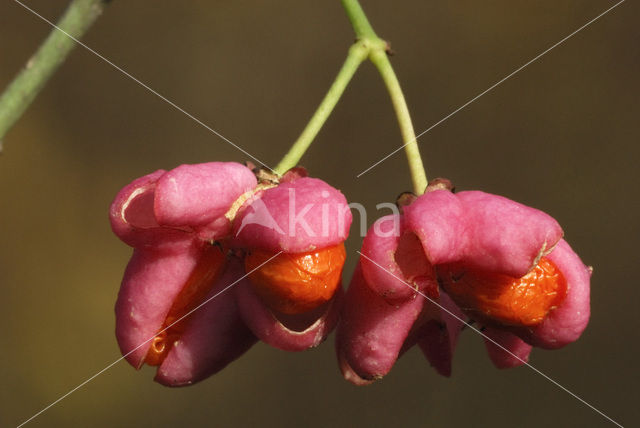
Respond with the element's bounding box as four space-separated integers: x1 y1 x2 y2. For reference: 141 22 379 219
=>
1 1 638 426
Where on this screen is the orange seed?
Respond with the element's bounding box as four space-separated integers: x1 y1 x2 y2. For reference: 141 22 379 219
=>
438 257 567 327
245 244 346 315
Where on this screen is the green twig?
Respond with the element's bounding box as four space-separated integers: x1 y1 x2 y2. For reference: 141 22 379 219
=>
341 0 378 40
0 0 107 146
341 0 428 194
273 42 368 175
369 49 427 194
276 0 428 193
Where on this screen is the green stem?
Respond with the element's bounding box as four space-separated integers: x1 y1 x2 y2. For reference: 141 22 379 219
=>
341 0 378 39
273 42 368 175
277 0 427 192
0 0 106 145
273 0 428 193
369 49 427 194
342 0 427 194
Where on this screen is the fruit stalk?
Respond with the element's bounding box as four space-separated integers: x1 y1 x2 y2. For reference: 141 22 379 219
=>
0 0 107 145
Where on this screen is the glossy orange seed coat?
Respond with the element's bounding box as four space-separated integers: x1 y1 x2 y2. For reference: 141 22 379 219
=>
245 244 346 315
145 244 226 366
439 257 567 327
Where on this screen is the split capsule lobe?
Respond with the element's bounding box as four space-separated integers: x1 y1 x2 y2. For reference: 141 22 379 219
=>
145 244 227 366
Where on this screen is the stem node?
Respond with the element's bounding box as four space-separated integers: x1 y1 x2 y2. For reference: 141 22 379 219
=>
276 1 428 194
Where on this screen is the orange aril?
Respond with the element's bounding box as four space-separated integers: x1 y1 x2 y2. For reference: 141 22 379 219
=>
145 244 226 366
438 257 567 327
245 244 346 315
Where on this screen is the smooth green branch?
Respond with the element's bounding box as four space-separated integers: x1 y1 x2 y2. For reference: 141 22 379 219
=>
0 0 107 145
369 49 427 194
341 0 428 194
274 42 369 175
273 0 428 194
341 0 378 40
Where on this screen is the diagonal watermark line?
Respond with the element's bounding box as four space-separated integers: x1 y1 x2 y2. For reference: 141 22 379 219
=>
357 250 624 427
356 0 626 178
13 0 273 170
16 251 283 428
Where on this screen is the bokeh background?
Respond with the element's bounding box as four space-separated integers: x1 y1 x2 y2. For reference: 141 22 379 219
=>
1 1 638 426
